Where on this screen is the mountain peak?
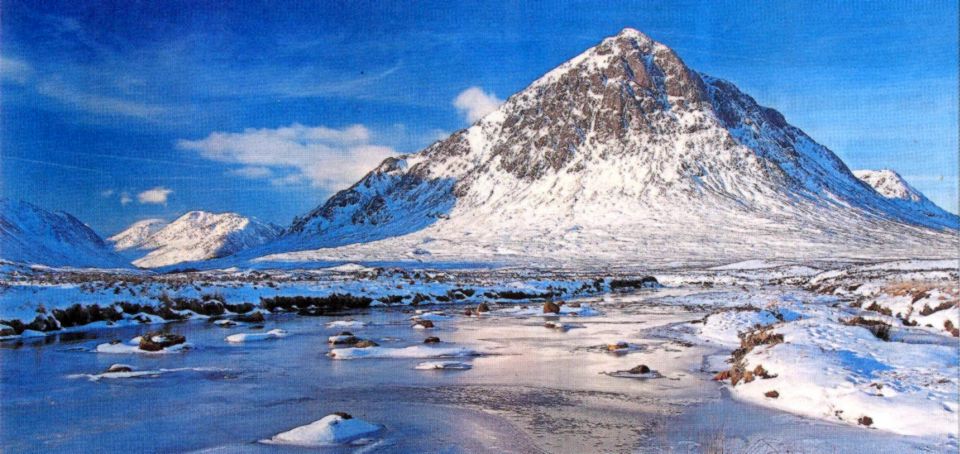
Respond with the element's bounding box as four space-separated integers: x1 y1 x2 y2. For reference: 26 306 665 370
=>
853 169 919 201
269 28 957 267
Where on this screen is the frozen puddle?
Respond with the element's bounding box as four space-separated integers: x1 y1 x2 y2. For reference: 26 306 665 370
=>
225 329 288 343
329 345 480 360
69 366 226 382
262 413 382 447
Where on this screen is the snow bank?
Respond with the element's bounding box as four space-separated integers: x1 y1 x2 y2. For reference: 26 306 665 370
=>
702 294 959 437
225 329 287 343
262 414 381 447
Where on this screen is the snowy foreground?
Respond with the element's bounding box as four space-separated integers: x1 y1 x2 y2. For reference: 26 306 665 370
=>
0 259 957 452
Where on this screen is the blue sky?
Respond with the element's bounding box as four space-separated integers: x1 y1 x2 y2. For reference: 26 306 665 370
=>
2 0 957 235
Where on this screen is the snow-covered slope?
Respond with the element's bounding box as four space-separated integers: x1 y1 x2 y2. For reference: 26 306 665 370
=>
0 199 129 268
253 28 957 268
115 211 280 268
108 218 166 251
854 169 954 219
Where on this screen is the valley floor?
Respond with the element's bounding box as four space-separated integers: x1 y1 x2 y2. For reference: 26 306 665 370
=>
0 259 957 452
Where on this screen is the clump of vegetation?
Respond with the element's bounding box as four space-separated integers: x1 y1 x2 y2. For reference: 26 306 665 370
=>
864 302 893 316
608 276 659 290
920 301 956 316
487 290 554 300
944 320 960 338
714 326 783 386
260 294 372 313
841 316 891 341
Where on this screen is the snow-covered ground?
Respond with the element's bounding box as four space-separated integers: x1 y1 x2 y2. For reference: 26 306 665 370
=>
0 258 956 452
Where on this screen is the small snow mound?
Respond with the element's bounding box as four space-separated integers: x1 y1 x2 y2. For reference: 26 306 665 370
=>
326 320 366 329
262 414 381 447
414 361 472 370
225 329 288 343
95 337 191 354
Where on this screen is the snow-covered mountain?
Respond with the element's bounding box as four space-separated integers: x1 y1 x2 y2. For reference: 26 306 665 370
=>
112 211 281 268
0 199 129 268
249 28 957 268
107 218 166 251
854 169 954 218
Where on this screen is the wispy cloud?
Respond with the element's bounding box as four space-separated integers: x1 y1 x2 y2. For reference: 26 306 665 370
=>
0 56 33 84
227 166 274 179
137 187 172 205
453 87 503 123
120 192 133 206
177 123 398 189
35 78 168 120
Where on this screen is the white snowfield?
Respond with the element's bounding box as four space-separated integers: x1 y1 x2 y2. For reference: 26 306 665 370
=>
262 414 381 447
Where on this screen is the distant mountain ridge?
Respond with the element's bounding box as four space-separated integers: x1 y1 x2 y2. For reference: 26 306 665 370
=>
0 199 129 268
252 28 957 267
110 211 280 268
854 169 953 219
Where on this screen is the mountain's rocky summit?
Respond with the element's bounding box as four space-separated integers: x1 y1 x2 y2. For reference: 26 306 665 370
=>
202 29 960 267
112 211 280 268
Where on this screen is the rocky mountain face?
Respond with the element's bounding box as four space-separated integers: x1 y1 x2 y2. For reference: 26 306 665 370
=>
112 211 280 268
264 28 957 267
0 199 129 268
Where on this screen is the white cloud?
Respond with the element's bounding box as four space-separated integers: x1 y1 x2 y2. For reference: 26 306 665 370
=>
453 87 503 123
100 189 115 197
137 187 172 205
120 192 133 206
177 123 398 189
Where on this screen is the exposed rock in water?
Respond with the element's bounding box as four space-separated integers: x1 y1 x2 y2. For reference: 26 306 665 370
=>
106 364 134 373
543 301 560 314
354 339 379 348
423 336 440 344
606 342 629 351
138 332 186 352
328 332 360 345
413 320 435 329
476 302 490 313
628 364 651 374
236 312 265 323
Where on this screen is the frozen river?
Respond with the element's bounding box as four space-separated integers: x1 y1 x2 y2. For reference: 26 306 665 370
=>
0 289 935 453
